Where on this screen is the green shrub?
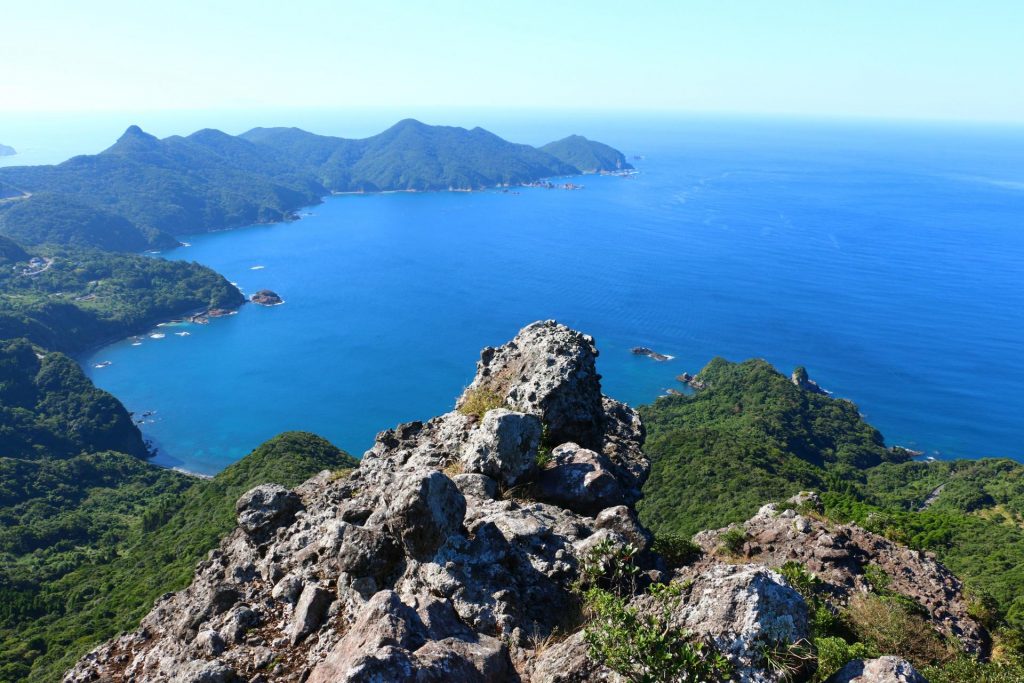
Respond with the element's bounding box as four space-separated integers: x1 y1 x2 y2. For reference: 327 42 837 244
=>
652 533 702 568
862 563 892 593
814 636 876 682
583 583 731 683
719 527 747 556
846 593 952 667
457 388 504 420
779 561 820 601
922 655 1024 683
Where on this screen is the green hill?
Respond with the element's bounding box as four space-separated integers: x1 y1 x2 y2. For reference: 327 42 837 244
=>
0 338 146 460
0 121 627 252
0 246 244 353
0 236 27 264
0 193 176 252
540 134 634 173
638 356 1024 651
242 118 580 191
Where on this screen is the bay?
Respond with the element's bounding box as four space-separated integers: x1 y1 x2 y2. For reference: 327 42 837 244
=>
75 116 1024 474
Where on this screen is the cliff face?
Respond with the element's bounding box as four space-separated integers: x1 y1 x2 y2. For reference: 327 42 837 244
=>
67 322 959 682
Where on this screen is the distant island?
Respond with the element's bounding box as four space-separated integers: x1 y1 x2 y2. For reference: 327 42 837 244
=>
0 120 631 252
0 143 15 157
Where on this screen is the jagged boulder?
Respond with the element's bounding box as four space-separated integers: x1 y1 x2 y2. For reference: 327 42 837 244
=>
826 656 927 683
457 320 605 448
461 408 542 487
669 564 811 682
235 484 300 535
535 442 627 514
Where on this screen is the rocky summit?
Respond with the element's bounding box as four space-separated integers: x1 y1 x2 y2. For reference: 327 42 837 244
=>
67 321 948 682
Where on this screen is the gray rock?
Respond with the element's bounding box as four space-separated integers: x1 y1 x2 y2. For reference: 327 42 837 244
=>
670 564 811 683
235 484 300 535
461 409 542 487
826 657 928 683
271 573 303 603
535 443 625 514
594 505 652 551
458 320 605 449
195 629 225 656
531 631 620 682
336 522 402 580
452 473 499 500
787 490 823 513
290 584 334 644
170 659 240 683
412 636 515 681
380 469 466 560
308 591 424 682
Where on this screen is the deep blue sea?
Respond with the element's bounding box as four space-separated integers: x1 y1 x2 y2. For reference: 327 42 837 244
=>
7 112 1022 474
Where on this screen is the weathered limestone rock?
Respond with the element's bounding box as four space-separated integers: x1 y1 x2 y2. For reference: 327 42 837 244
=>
594 505 652 551
692 499 988 655
670 564 811 683
826 656 927 683
290 584 333 644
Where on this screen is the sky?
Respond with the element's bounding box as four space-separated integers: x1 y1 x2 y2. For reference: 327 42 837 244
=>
2 1 1023 123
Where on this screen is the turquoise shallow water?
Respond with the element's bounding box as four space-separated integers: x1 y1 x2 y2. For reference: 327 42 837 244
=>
77 117 1024 474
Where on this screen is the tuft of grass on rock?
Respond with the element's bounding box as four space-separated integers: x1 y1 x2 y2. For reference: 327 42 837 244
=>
457 388 505 420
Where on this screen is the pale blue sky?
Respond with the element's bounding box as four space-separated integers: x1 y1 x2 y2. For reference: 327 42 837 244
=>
2 1 1022 122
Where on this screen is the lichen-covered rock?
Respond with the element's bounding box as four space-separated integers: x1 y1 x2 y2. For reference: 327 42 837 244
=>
457 320 605 448
531 631 621 682
290 584 333 644
535 443 626 514
669 564 811 683
826 656 927 683
462 408 542 487
235 484 300 535
594 505 652 551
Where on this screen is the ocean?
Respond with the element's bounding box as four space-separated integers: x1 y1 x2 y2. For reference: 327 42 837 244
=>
5 111 1022 474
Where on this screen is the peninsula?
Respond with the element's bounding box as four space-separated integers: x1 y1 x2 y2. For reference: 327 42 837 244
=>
0 144 15 157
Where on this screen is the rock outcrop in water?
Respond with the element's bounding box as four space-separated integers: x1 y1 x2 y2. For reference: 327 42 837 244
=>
250 290 283 306
66 322 962 682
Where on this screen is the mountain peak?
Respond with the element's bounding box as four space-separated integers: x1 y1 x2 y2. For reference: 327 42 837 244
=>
104 125 161 154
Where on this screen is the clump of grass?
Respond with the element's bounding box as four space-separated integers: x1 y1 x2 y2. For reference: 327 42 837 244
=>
846 593 953 667
458 388 505 420
443 459 464 477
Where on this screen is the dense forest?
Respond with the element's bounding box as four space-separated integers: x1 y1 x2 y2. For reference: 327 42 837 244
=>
0 245 243 353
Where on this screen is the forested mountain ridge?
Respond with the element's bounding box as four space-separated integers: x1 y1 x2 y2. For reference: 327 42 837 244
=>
0 121 630 252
